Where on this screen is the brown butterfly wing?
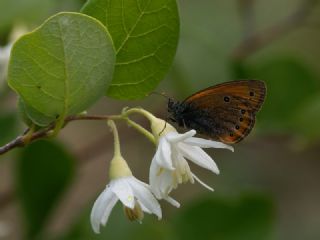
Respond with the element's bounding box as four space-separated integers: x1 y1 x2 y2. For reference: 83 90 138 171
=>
184 80 266 144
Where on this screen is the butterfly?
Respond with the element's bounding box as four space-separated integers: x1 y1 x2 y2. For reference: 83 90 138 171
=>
167 80 266 144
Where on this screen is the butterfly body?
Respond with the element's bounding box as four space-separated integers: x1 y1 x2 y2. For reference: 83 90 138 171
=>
168 100 215 134
167 80 266 144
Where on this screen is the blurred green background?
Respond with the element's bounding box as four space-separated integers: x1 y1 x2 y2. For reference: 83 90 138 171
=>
1 0 320 239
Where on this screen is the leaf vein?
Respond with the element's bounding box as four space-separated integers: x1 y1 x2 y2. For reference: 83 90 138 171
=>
110 72 156 87
121 0 129 34
116 0 152 54
130 24 170 38
21 51 62 81
57 18 70 118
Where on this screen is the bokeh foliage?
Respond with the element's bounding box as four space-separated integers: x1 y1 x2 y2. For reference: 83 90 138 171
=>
1 0 320 240
15 140 75 239
60 194 274 240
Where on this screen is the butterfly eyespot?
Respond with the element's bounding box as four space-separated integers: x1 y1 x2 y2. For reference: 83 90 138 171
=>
239 117 244 122
224 96 230 102
235 125 240 130
241 109 246 114
250 91 254 96
229 133 234 137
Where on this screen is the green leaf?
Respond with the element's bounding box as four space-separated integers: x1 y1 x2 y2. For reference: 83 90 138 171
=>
15 140 75 239
174 194 275 240
82 0 180 99
18 97 56 127
8 12 115 125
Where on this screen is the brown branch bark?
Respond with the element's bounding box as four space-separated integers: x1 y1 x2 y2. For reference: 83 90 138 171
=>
0 114 115 155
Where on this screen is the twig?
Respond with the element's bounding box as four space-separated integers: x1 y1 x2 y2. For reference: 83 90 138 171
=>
232 0 319 60
0 109 157 156
0 114 116 155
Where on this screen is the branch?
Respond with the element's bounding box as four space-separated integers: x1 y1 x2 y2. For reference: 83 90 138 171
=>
232 0 319 60
0 108 157 156
0 114 115 155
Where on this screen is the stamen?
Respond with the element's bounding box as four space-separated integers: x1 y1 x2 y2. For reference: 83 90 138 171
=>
123 201 144 222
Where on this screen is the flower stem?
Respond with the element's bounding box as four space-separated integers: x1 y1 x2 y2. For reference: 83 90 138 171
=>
107 120 121 157
121 108 156 144
125 118 156 144
123 108 157 122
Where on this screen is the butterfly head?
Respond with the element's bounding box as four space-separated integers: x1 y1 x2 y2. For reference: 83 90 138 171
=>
167 98 188 126
167 98 176 112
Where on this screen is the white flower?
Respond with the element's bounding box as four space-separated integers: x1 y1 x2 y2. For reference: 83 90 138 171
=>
91 120 162 234
149 128 234 202
91 175 162 234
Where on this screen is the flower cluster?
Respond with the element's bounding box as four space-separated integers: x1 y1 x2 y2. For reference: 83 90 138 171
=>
91 110 233 233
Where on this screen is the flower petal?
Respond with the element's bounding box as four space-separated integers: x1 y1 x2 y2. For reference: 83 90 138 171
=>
149 158 177 200
110 177 135 209
179 143 220 174
174 153 194 184
129 177 162 219
101 195 118 226
166 130 196 143
184 137 234 152
134 177 153 189
164 196 180 208
156 137 174 170
90 187 117 234
158 168 176 196
192 173 214 191
149 158 162 198
139 202 152 214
